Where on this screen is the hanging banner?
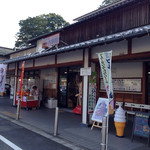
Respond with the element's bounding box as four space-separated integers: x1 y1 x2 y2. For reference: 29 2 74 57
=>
88 72 97 114
19 61 25 98
0 64 7 92
97 51 114 113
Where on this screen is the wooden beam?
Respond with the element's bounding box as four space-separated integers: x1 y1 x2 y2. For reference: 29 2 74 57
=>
128 39 132 55
92 51 150 62
142 62 147 104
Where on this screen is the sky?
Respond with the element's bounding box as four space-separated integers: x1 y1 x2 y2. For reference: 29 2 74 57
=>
0 0 103 48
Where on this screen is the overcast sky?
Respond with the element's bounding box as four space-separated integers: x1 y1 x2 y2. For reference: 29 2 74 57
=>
0 0 103 48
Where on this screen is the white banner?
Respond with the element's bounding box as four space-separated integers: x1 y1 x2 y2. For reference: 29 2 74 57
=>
97 51 114 110
0 64 7 92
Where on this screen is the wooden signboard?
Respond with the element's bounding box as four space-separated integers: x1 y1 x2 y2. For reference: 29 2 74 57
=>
132 112 150 146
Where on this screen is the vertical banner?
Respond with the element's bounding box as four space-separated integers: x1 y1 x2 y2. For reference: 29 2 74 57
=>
97 51 114 113
88 72 97 114
19 61 25 98
16 61 25 120
0 64 7 92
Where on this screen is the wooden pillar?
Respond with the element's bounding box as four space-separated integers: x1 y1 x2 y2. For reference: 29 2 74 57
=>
128 38 132 55
96 63 100 100
142 62 146 104
13 62 18 106
82 48 90 125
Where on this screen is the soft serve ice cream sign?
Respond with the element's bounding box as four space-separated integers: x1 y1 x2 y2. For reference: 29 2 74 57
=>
114 104 126 137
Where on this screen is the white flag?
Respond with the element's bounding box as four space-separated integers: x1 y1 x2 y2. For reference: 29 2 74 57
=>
0 64 7 92
97 51 114 110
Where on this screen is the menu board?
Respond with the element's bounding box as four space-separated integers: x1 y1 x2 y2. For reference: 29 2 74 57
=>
132 112 150 140
100 78 141 92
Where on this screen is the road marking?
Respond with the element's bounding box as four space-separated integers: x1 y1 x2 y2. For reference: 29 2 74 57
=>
1 111 16 119
0 135 22 150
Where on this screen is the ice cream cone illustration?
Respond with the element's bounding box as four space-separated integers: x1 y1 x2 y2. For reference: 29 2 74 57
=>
114 104 126 137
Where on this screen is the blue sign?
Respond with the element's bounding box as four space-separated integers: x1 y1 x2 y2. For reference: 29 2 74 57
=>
133 112 150 138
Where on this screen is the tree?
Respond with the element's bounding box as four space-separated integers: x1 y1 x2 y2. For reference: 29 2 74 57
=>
15 13 69 49
101 0 117 6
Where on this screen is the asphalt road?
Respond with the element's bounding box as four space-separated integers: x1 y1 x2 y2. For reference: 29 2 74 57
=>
0 117 71 150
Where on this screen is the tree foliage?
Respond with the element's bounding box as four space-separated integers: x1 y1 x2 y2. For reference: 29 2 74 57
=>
15 13 69 48
101 0 117 6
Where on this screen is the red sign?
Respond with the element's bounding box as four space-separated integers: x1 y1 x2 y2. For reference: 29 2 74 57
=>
19 61 25 99
42 33 60 48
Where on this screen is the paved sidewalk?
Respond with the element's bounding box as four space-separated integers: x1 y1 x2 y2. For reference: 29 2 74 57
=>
0 97 149 150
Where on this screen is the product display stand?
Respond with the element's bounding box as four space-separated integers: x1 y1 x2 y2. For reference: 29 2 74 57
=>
15 95 38 110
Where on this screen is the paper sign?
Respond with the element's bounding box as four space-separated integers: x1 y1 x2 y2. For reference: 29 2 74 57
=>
80 67 91 76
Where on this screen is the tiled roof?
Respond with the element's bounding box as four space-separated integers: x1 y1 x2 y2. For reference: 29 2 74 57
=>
0 47 14 56
74 0 136 22
29 0 137 43
1 24 150 64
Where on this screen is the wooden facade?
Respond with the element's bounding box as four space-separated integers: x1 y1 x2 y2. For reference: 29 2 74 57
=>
60 0 150 46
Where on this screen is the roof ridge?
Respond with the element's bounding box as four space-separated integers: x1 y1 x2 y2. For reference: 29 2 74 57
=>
73 0 136 22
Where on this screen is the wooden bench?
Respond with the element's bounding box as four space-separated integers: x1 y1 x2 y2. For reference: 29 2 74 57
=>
140 104 150 112
124 102 150 120
124 102 135 115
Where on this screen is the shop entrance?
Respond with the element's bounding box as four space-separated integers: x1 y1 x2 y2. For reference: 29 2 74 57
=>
58 66 81 108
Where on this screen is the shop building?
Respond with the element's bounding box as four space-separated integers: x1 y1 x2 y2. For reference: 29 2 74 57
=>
0 46 13 61
0 46 14 95
2 0 150 125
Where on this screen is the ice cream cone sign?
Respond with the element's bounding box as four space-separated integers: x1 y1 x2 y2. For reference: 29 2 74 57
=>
114 103 126 137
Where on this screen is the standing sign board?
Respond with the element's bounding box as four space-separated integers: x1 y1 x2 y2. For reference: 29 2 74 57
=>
91 97 109 123
132 112 150 145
